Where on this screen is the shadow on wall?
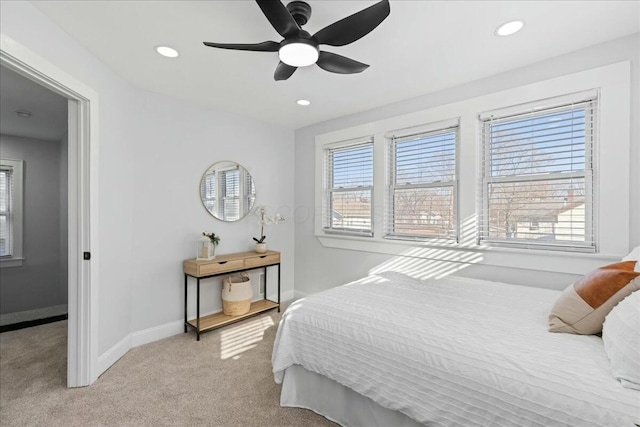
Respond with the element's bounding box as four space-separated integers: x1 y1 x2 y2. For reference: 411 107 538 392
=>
369 215 483 280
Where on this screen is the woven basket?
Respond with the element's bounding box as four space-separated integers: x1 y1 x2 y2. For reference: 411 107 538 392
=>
222 273 252 316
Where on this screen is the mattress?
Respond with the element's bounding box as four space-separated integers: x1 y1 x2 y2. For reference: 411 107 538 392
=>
272 272 640 426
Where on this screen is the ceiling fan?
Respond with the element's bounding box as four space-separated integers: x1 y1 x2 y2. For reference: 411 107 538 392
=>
203 0 391 81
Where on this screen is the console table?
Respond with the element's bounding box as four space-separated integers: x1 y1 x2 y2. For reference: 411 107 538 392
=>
183 250 280 341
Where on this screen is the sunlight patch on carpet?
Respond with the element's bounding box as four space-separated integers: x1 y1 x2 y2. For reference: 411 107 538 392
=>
220 316 274 360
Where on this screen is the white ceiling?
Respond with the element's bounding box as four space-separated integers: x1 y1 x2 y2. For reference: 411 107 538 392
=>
32 1 639 130
0 65 68 141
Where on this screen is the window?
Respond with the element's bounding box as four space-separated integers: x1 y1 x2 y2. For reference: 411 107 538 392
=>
201 171 216 215
0 166 12 256
323 138 374 236
0 159 24 266
245 169 256 212
479 94 597 252
387 124 458 240
220 167 240 221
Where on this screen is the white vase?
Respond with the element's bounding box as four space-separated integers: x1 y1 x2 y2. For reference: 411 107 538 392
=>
255 243 267 253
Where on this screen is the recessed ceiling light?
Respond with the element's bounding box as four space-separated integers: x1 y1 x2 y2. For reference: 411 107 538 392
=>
495 20 525 37
296 99 311 106
16 110 32 118
155 46 179 58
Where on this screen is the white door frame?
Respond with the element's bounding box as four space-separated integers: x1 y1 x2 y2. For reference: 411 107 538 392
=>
0 34 99 387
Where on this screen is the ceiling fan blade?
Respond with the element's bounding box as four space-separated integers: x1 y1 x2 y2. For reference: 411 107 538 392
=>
274 62 297 81
203 41 280 52
313 0 390 47
316 51 369 74
256 0 300 39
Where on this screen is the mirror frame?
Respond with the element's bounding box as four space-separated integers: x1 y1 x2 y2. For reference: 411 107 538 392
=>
199 161 256 222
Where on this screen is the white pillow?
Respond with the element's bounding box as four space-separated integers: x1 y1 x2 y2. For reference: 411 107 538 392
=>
621 246 640 272
602 291 640 390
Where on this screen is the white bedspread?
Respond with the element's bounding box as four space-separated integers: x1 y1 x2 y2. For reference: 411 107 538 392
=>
272 272 640 426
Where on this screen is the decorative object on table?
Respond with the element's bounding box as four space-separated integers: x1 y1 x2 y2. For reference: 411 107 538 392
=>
197 231 220 260
222 273 253 316
200 161 256 222
253 206 285 253
202 0 391 81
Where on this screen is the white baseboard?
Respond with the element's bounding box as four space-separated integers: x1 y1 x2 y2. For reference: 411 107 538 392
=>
0 304 68 326
131 320 184 348
293 289 312 300
265 289 295 303
97 334 131 376
97 292 295 378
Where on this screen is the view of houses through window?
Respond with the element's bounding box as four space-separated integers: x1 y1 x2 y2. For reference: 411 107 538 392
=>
324 141 373 235
321 95 597 252
480 99 596 251
387 127 457 240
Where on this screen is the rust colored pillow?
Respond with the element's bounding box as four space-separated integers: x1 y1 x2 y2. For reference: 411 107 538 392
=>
549 261 640 334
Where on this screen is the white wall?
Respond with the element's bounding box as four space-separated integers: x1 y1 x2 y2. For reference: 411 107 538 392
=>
294 34 640 296
128 89 294 333
0 134 66 315
0 2 295 373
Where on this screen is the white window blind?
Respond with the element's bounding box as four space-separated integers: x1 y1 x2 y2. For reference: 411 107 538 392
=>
0 166 13 257
245 169 256 210
323 139 374 236
200 171 216 216
221 168 240 221
479 96 597 252
387 126 458 240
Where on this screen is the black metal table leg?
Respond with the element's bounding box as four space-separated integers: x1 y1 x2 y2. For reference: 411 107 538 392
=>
184 274 188 333
277 263 281 312
196 277 201 341
264 266 268 301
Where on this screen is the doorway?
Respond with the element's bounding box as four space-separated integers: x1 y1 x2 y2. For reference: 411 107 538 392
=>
0 66 69 334
1 34 98 387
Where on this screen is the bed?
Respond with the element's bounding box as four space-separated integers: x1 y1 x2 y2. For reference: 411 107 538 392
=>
271 271 640 426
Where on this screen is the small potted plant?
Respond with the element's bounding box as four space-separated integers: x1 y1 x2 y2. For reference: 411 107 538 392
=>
253 206 284 253
197 231 220 260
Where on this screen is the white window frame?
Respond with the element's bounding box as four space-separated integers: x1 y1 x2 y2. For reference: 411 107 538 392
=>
0 158 24 267
478 90 598 253
201 170 217 216
385 120 459 241
314 62 629 273
218 165 242 222
322 137 374 237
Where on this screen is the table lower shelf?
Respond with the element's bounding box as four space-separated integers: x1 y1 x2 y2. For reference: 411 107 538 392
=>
187 299 279 333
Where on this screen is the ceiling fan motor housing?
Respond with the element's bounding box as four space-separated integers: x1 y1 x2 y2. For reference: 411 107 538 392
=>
286 1 312 26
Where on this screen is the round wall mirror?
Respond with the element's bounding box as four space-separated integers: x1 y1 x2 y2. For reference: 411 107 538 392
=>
200 161 256 222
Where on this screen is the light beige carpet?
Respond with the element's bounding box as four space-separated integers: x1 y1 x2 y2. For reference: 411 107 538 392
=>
0 309 336 426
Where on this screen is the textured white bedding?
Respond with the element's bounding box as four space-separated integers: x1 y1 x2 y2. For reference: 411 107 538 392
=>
272 272 640 426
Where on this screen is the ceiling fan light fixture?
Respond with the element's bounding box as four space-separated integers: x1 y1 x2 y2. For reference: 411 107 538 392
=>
279 39 319 67
296 99 311 106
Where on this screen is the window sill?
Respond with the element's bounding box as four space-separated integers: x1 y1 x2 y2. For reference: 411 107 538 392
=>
0 257 24 268
316 233 620 275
